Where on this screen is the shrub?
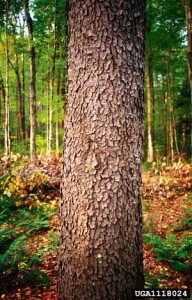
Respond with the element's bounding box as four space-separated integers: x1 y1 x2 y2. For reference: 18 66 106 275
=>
143 233 191 274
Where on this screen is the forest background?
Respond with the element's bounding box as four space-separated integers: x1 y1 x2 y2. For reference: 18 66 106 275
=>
0 0 191 163
0 0 191 299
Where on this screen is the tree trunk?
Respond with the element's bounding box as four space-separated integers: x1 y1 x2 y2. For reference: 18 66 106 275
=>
48 0 58 159
21 51 26 140
0 71 5 127
185 1 192 89
145 53 154 162
10 29 25 142
46 79 50 156
56 72 61 157
0 71 5 103
184 0 192 159
24 0 36 163
4 2 10 157
58 1 145 299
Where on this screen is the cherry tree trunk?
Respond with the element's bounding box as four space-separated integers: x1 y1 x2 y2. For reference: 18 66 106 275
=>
59 1 146 299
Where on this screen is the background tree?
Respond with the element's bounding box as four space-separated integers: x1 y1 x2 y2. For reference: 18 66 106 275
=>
4 0 10 157
58 1 146 299
184 0 192 159
145 0 155 162
0 0 66 158
0 0 190 163
144 0 190 162
24 0 37 163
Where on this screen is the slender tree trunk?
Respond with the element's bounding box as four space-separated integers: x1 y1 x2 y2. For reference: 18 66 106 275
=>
48 0 58 159
56 72 61 157
0 71 5 127
21 51 26 140
24 0 36 163
10 31 25 142
47 81 50 155
0 71 5 102
166 58 175 163
48 76 53 158
171 72 180 160
55 120 59 156
184 0 192 159
14 51 25 141
0 72 5 149
145 53 154 162
58 1 145 299
184 0 192 93
172 111 180 159
169 105 174 164
4 2 10 157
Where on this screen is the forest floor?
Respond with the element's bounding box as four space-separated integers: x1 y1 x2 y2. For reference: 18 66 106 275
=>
0 157 191 299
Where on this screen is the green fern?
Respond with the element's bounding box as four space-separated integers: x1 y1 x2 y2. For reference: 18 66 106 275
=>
0 227 19 256
0 227 18 245
0 234 27 277
143 233 191 274
28 253 44 267
169 260 190 273
22 269 51 286
144 270 159 288
0 254 5 270
3 235 28 273
184 217 192 225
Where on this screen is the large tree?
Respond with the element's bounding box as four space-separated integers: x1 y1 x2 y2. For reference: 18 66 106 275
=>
58 1 146 299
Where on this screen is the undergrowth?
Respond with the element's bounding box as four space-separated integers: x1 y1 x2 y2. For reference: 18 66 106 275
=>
143 232 192 274
0 173 58 292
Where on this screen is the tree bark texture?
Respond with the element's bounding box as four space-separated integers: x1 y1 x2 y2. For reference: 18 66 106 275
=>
24 0 36 163
59 1 145 299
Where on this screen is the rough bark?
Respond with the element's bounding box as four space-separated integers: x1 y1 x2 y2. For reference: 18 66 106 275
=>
59 1 145 299
24 0 36 163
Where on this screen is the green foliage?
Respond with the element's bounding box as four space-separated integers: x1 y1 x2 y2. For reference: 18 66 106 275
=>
35 230 58 255
0 174 18 222
2 235 28 274
0 227 18 253
142 162 153 171
0 171 58 290
184 217 192 226
173 206 192 231
18 218 50 234
143 233 191 274
144 270 159 288
28 252 44 267
22 269 51 286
